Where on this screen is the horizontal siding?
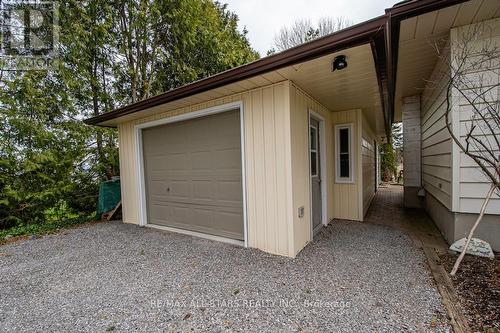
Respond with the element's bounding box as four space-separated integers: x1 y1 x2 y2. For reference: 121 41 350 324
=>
422 127 451 149
421 51 452 209
452 18 500 214
422 154 452 167
362 114 376 216
402 95 421 188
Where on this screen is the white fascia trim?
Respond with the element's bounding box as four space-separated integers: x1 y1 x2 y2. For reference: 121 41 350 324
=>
135 101 243 129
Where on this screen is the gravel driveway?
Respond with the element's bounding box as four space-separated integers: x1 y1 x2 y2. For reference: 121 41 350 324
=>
0 221 449 332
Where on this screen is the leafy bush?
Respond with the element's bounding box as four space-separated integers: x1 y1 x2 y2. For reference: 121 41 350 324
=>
381 143 397 182
0 215 94 242
0 0 257 233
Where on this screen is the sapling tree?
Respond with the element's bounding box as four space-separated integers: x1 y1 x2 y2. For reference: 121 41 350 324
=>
434 22 499 275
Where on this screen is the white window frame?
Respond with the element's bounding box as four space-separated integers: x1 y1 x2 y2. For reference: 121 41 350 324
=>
335 123 354 184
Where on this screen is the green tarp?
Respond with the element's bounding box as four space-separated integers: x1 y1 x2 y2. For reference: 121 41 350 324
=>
97 179 121 216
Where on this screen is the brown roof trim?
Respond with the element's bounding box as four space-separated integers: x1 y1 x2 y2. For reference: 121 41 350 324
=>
388 0 469 18
385 0 471 126
85 0 471 128
84 15 387 126
370 33 390 139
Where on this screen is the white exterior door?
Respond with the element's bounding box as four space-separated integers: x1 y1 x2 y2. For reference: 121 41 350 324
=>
310 117 322 231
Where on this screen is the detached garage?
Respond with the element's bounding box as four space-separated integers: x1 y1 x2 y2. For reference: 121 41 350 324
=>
139 107 246 244
85 19 392 257
83 0 500 258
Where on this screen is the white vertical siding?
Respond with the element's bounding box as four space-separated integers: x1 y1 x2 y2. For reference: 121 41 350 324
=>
421 51 453 209
451 18 500 214
116 78 375 257
331 109 364 221
289 82 334 255
118 122 140 225
286 82 367 255
117 82 296 257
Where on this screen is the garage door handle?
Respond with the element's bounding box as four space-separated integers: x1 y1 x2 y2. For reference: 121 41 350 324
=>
166 187 170 192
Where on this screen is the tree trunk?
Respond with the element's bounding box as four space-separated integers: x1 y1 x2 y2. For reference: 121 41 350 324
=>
90 48 108 179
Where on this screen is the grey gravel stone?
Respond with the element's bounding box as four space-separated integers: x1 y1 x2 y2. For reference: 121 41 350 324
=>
0 220 450 332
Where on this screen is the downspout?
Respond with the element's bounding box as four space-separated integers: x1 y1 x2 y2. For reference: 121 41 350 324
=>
384 13 397 143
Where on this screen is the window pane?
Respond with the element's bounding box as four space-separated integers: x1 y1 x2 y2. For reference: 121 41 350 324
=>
311 152 317 176
340 128 349 153
310 127 317 150
340 153 349 178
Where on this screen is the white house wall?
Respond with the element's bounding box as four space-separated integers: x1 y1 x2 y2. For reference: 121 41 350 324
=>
420 51 453 210
362 113 377 216
451 17 500 215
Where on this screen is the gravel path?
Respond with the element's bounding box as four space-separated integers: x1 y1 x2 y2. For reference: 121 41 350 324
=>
0 221 449 332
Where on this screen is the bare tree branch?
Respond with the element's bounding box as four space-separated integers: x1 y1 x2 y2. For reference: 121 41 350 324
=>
271 17 352 52
435 21 500 275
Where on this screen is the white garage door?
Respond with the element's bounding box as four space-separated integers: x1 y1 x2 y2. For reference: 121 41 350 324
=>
142 110 244 240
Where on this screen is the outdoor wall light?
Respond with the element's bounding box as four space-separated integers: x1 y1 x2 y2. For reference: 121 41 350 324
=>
332 55 347 71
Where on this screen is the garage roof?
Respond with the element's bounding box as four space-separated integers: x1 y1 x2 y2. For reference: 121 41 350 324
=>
84 0 470 137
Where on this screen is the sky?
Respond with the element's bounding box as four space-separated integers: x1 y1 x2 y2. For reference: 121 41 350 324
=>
223 0 398 56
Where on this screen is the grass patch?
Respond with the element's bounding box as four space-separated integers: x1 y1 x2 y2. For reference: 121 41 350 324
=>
0 215 96 244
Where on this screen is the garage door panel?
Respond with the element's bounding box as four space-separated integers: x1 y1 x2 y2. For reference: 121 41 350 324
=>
147 180 169 197
149 203 244 240
214 211 244 234
142 109 244 240
147 179 189 197
147 154 187 171
149 204 173 223
169 180 191 198
150 196 243 209
191 151 213 169
192 180 213 199
214 149 241 169
217 181 243 202
148 178 242 203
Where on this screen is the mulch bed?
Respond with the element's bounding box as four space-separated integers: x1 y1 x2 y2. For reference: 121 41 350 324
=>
440 252 500 332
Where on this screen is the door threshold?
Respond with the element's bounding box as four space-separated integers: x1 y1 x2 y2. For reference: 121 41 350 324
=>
313 224 324 236
145 224 245 247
